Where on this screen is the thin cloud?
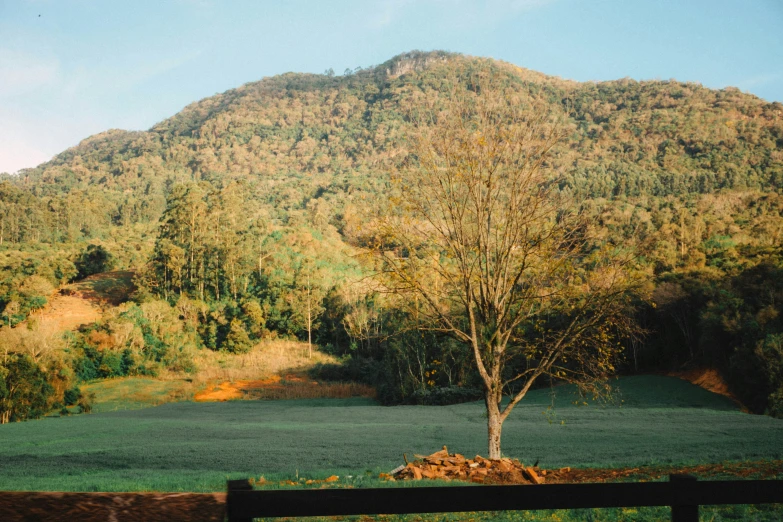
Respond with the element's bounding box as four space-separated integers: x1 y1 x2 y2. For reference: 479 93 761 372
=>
367 0 557 29
0 49 59 98
737 73 782 90
495 0 556 12
61 49 203 99
368 0 415 28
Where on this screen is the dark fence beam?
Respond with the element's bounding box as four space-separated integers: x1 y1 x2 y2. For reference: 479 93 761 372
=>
227 476 783 522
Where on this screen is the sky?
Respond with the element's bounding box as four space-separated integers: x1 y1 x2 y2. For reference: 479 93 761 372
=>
0 0 781 174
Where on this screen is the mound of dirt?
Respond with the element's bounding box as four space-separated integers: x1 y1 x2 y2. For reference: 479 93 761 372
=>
391 447 546 484
2 461 779 520
389 451 783 485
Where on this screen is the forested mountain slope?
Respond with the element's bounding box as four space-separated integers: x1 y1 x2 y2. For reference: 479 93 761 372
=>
5 51 781 243
2 51 783 420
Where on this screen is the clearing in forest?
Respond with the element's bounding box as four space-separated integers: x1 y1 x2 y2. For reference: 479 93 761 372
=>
26 271 135 332
83 340 362 411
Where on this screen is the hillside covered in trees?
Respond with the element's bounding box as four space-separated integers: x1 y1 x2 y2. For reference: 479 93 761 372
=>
2 51 782 422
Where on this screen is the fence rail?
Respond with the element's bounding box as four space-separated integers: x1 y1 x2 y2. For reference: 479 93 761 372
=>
226 474 783 522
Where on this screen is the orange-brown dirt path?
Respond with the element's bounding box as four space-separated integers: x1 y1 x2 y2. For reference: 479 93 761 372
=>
194 373 316 401
0 491 225 522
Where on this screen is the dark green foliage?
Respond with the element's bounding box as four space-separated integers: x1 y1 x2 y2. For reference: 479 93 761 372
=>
409 386 483 406
0 353 55 423
64 301 201 382
98 351 124 378
63 386 81 406
639 253 783 416
72 348 99 381
310 357 385 385
75 244 115 279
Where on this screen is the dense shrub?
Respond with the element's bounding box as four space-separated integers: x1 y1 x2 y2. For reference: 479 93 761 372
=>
0 354 55 423
309 357 385 385
75 244 115 279
223 319 253 354
308 357 481 405
63 386 81 406
409 386 483 406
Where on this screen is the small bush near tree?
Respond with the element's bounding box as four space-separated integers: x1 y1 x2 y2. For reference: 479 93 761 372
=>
224 319 253 354
77 391 96 414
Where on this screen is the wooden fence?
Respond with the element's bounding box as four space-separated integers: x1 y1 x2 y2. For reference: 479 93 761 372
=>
226 474 783 522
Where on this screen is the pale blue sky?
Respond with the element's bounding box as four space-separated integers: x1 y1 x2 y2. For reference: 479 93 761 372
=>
1 0 781 173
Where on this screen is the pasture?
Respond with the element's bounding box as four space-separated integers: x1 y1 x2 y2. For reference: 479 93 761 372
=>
1 376 782 494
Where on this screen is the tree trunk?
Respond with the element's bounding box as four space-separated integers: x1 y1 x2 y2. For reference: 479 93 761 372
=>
307 309 312 359
486 394 503 459
307 273 312 359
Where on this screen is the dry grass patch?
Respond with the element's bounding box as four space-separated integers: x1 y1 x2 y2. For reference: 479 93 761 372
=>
186 339 338 384
189 339 376 402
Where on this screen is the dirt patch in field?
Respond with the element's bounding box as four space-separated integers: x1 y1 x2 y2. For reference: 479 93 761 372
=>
525 459 783 485
194 372 375 401
669 367 748 411
28 295 103 332
383 459 783 486
20 271 136 333
0 491 225 522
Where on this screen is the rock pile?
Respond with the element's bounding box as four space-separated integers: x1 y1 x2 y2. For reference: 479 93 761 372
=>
390 446 546 484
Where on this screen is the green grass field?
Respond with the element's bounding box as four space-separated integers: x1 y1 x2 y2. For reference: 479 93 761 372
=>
1 376 782 495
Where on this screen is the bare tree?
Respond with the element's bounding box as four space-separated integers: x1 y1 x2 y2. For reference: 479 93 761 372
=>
373 65 642 459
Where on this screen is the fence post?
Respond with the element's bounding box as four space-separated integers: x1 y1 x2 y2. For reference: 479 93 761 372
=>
670 473 698 522
227 479 253 522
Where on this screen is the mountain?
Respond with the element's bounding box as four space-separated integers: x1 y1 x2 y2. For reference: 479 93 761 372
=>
4 50 780 244
2 51 783 415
